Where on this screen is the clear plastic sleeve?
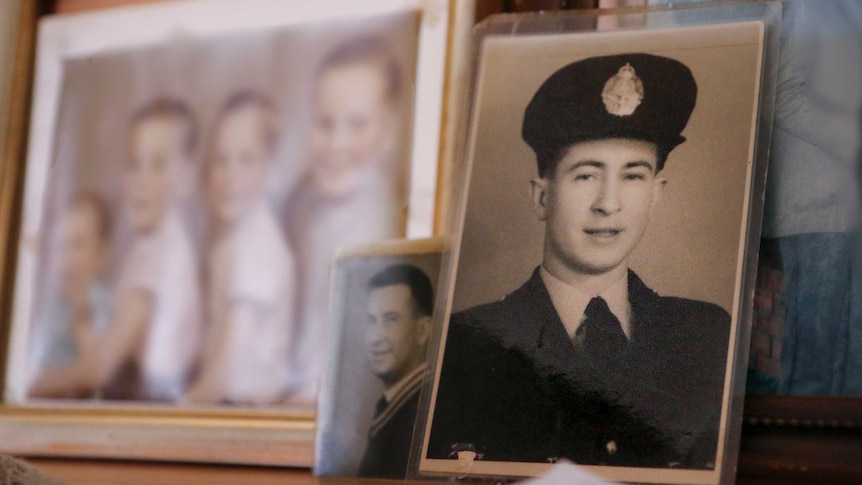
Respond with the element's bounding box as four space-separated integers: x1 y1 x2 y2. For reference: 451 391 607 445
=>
410 2 781 483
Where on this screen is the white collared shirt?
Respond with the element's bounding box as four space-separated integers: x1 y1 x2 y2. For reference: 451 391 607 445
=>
539 266 632 339
205 199 295 403
115 208 202 400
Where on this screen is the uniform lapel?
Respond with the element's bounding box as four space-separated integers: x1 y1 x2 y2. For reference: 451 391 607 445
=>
627 270 684 392
621 271 696 455
507 267 581 379
627 270 663 358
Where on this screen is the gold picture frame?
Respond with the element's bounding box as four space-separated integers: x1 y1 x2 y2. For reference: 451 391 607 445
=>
0 0 470 466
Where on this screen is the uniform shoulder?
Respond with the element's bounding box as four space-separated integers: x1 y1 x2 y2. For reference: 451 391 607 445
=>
659 296 730 322
657 296 731 342
448 295 522 337
444 272 544 352
451 297 510 322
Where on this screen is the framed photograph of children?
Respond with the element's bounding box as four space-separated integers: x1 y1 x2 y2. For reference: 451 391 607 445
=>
417 4 779 484
314 238 442 479
0 0 467 466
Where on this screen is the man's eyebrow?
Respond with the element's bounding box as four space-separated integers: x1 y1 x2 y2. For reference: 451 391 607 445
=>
563 160 604 173
625 160 656 170
562 159 656 172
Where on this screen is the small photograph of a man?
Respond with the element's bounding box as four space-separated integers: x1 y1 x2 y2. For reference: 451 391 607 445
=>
359 264 433 478
314 241 440 479
421 20 765 482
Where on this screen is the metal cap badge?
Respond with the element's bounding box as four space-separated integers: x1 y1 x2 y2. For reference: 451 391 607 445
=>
602 63 644 117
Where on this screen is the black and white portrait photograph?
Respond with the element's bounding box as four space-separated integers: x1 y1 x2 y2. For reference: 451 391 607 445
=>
6 0 452 411
314 239 441 479
420 19 766 484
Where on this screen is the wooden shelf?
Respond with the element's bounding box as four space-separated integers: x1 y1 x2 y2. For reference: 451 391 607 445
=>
23 458 409 485
22 456 851 485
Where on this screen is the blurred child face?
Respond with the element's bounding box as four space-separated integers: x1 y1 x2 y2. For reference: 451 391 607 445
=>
59 203 106 300
207 106 273 225
309 61 396 199
124 117 187 233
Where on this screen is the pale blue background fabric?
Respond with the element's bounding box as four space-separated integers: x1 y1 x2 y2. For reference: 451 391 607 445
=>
649 0 862 395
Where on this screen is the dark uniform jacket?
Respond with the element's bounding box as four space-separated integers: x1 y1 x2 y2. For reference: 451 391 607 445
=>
359 366 429 478
427 268 730 468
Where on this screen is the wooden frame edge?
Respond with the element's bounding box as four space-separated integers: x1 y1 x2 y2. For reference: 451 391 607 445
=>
0 0 39 398
0 407 314 466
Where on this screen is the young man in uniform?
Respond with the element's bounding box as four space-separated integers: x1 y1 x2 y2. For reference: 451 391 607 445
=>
428 53 730 469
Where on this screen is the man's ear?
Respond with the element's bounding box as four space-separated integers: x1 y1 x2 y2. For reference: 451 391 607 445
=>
416 315 432 347
530 177 550 221
651 175 667 210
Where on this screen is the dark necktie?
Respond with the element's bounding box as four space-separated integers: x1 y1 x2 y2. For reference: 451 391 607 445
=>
581 296 628 365
374 395 388 417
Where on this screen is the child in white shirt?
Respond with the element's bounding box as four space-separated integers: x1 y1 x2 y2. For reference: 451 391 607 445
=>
31 98 203 401
286 36 407 402
28 192 113 398
185 90 295 404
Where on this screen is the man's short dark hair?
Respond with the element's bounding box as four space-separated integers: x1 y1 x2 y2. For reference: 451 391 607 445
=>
129 97 198 157
318 35 403 101
536 139 667 179
368 264 434 317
